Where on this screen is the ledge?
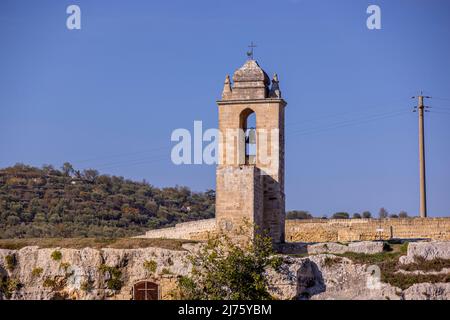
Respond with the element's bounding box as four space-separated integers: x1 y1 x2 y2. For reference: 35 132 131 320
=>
216 98 287 106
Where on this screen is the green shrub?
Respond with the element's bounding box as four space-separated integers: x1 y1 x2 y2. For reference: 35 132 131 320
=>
161 268 172 275
0 277 21 299
43 277 57 289
399 242 409 254
51 250 62 261
143 260 157 273
323 256 342 267
176 222 279 300
59 262 71 272
106 277 123 291
5 254 16 271
80 279 94 292
31 267 43 278
98 264 123 291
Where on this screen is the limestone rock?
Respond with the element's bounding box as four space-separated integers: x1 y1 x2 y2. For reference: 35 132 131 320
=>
2 242 450 300
268 254 402 300
306 241 384 255
307 243 348 254
266 256 311 300
307 255 402 300
347 241 384 254
402 283 450 300
0 246 190 300
399 241 450 264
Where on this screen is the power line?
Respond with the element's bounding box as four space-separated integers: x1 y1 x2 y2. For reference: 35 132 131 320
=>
430 111 450 116
285 99 411 128
432 97 450 102
286 109 411 137
93 155 169 171
71 145 170 165
288 112 410 138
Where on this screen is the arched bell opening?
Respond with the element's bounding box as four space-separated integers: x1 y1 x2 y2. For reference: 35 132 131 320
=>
239 108 257 165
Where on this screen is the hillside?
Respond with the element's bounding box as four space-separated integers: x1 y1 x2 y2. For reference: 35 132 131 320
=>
0 163 215 238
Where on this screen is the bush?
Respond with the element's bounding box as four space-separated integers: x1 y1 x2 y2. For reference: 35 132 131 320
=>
379 208 389 219
399 211 409 218
80 279 94 292
31 267 43 278
43 277 57 289
362 211 372 219
59 262 71 273
286 210 313 220
99 264 123 291
323 256 343 267
143 260 157 273
5 254 16 271
332 212 349 219
51 250 62 261
161 268 172 275
177 222 283 300
0 277 21 299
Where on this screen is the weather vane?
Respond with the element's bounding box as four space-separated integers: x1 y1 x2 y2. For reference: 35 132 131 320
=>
247 41 257 60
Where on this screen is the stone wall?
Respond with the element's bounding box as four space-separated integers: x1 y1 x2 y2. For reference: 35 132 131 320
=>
138 217 450 243
138 219 216 241
286 218 450 242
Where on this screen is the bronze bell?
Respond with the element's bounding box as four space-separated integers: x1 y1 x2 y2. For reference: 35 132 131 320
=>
247 128 256 144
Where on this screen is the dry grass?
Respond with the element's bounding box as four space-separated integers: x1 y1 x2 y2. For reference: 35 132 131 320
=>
400 256 450 273
0 238 197 251
337 243 450 290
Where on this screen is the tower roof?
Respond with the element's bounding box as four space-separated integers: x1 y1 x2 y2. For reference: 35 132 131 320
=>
220 59 282 101
232 60 270 85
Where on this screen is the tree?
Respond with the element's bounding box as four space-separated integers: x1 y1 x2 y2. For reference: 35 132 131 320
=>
332 212 349 219
82 169 99 182
399 211 409 218
362 211 372 219
42 164 55 174
0 163 216 238
176 224 282 300
286 210 313 220
6 215 20 226
33 212 47 223
379 207 389 219
352 213 362 219
390 214 398 218
61 162 75 176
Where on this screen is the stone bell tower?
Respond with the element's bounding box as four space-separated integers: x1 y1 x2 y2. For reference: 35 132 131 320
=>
215 58 287 244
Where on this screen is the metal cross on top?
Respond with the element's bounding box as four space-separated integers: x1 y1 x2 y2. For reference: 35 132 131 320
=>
247 41 257 60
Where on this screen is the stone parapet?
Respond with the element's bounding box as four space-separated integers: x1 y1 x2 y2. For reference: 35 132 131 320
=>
286 218 450 242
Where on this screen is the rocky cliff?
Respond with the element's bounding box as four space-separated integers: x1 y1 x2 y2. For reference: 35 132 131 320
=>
1 241 449 300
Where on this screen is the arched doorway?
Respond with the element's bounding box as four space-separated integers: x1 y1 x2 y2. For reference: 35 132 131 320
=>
133 281 159 300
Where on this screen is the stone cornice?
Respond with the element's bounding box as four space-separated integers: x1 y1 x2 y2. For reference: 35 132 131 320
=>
216 98 287 107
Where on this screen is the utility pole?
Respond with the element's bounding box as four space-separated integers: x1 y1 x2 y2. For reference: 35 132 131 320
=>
413 93 430 218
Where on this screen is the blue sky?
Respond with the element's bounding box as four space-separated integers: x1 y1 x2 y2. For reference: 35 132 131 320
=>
1 0 450 217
